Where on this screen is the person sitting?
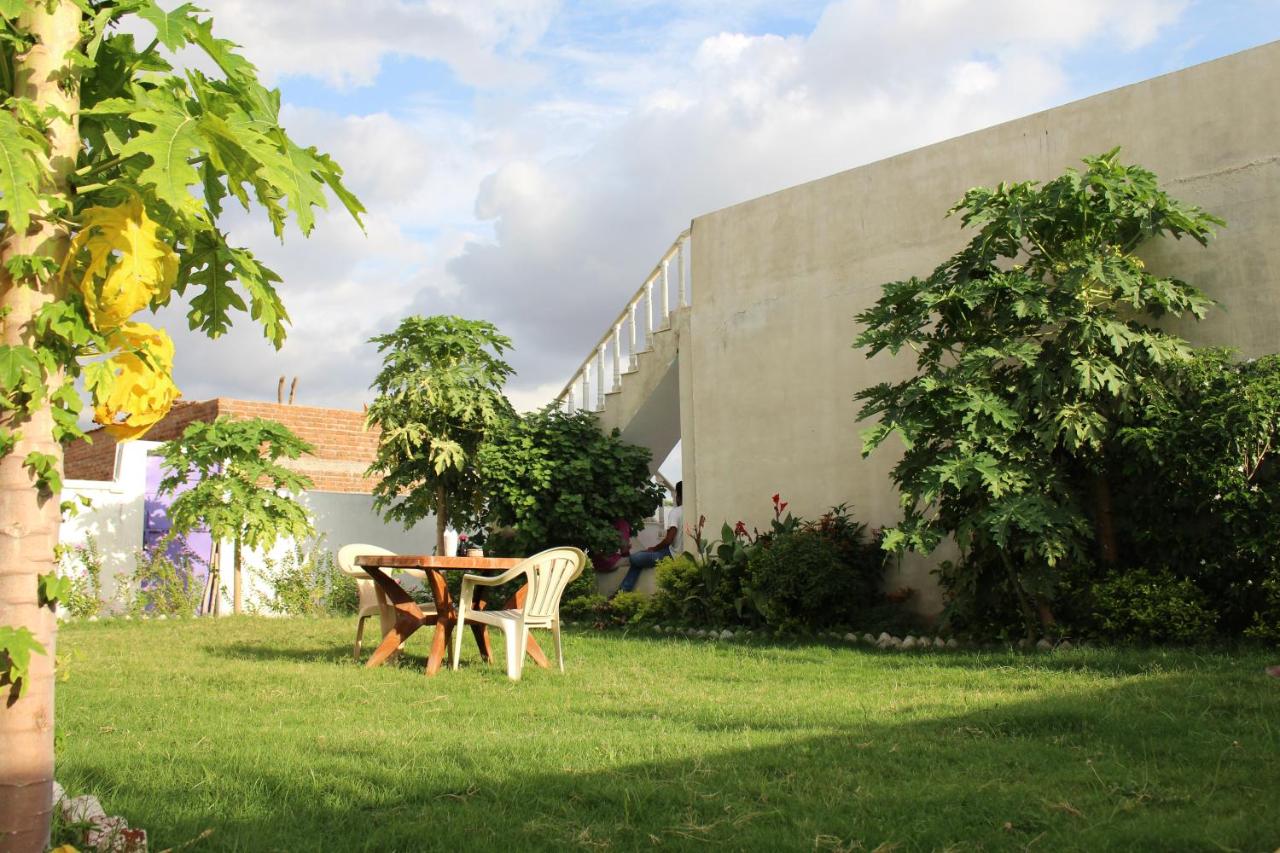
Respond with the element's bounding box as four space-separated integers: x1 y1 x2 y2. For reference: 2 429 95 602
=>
592 518 632 574
617 481 682 594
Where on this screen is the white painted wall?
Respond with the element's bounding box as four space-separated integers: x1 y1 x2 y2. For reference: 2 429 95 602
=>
58 441 435 614
61 440 154 609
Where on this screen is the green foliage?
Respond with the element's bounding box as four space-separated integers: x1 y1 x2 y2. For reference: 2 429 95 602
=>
1091 569 1218 643
604 591 653 625
1113 350 1280 636
648 554 714 625
1247 565 1280 642
477 408 664 558
54 537 106 620
0 1 364 451
855 150 1224 636
252 538 356 617
366 315 514 537
157 416 315 551
0 624 44 699
649 499 888 632
122 535 204 617
37 571 73 608
745 507 885 632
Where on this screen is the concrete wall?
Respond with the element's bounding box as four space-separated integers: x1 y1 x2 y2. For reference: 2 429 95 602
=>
684 42 1280 615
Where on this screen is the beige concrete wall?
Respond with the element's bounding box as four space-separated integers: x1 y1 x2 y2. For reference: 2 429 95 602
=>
686 42 1280 616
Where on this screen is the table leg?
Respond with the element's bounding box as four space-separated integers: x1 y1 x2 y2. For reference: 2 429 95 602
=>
423 568 453 676
364 565 433 668
506 584 550 669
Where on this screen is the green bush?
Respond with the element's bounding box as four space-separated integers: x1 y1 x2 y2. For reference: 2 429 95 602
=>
648 502 888 631
477 409 664 558
253 538 356 616
54 536 105 619
1244 564 1280 642
1092 569 1218 643
648 555 714 625
604 591 652 625
1114 350 1280 637
744 505 886 632
123 535 205 617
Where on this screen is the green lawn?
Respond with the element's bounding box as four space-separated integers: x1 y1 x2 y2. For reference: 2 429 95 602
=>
55 617 1278 852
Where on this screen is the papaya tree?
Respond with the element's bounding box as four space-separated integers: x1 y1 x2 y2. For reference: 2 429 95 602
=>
366 315 514 556
157 416 315 615
0 2 362 848
854 150 1222 638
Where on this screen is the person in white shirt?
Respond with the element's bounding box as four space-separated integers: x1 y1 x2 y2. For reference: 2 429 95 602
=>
616 481 683 593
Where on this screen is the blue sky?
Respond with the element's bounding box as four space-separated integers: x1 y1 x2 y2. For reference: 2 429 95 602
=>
167 0 1280 414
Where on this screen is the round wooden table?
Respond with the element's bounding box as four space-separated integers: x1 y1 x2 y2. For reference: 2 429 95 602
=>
354 554 550 676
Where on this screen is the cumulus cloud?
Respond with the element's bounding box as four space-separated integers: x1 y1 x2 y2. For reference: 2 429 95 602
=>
154 0 1192 413
194 0 557 88
441 0 1191 405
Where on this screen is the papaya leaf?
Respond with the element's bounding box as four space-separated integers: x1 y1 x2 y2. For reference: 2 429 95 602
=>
120 106 205 218
0 110 46 233
0 625 46 700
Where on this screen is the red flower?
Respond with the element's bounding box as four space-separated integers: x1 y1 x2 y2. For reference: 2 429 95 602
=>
734 520 748 537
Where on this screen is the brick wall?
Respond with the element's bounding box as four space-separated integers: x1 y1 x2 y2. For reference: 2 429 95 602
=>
63 398 383 494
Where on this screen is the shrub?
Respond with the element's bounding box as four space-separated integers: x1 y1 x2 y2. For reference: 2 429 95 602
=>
54 536 105 619
648 554 712 625
604 591 652 625
1114 350 1280 636
123 535 205 617
650 500 888 631
744 504 886 632
1091 569 1218 643
253 538 356 616
1244 564 1280 642
478 408 665 559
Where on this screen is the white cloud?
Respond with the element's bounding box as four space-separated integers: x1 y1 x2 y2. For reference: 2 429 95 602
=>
194 0 558 88
149 0 1193 412
442 0 1190 393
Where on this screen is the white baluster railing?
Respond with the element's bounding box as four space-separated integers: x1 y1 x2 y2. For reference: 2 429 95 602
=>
554 229 691 412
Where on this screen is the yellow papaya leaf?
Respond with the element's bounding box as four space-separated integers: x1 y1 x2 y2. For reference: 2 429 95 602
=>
92 322 181 440
66 194 179 331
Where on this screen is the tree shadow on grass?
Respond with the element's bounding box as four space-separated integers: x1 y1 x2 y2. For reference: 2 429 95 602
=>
61 671 1279 853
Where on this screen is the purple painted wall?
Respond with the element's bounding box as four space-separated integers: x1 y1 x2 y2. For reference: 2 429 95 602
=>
143 453 212 588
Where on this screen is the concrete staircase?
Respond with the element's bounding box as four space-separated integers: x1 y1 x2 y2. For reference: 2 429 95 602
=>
554 230 691 473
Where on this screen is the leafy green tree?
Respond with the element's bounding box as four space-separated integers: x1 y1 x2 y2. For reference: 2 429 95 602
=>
1112 349 1280 637
477 408 665 557
0 4 359 846
366 315 514 555
854 150 1222 637
157 416 315 615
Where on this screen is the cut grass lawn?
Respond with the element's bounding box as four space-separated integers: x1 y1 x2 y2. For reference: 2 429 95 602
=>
55 617 1278 852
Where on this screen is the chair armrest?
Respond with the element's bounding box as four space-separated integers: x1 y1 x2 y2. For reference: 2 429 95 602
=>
461 566 527 587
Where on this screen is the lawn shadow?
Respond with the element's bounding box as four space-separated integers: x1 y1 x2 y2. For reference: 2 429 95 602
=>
64 669 1279 852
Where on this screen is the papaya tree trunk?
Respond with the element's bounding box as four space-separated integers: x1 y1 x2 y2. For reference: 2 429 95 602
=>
232 537 243 614
0 4 81 850
1091 471 1120 566
435 486 447 556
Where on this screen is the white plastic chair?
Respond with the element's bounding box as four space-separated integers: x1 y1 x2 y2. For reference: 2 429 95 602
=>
336 544 433 661
451 547 586 680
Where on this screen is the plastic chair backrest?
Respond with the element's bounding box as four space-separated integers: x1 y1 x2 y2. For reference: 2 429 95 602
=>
337 543 395 575
337 544 396 616
518 547 586 620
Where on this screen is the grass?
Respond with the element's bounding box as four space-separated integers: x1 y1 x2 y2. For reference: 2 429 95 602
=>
55 617 1278 852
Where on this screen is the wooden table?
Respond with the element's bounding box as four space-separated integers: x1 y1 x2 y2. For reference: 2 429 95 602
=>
354 554 550 676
